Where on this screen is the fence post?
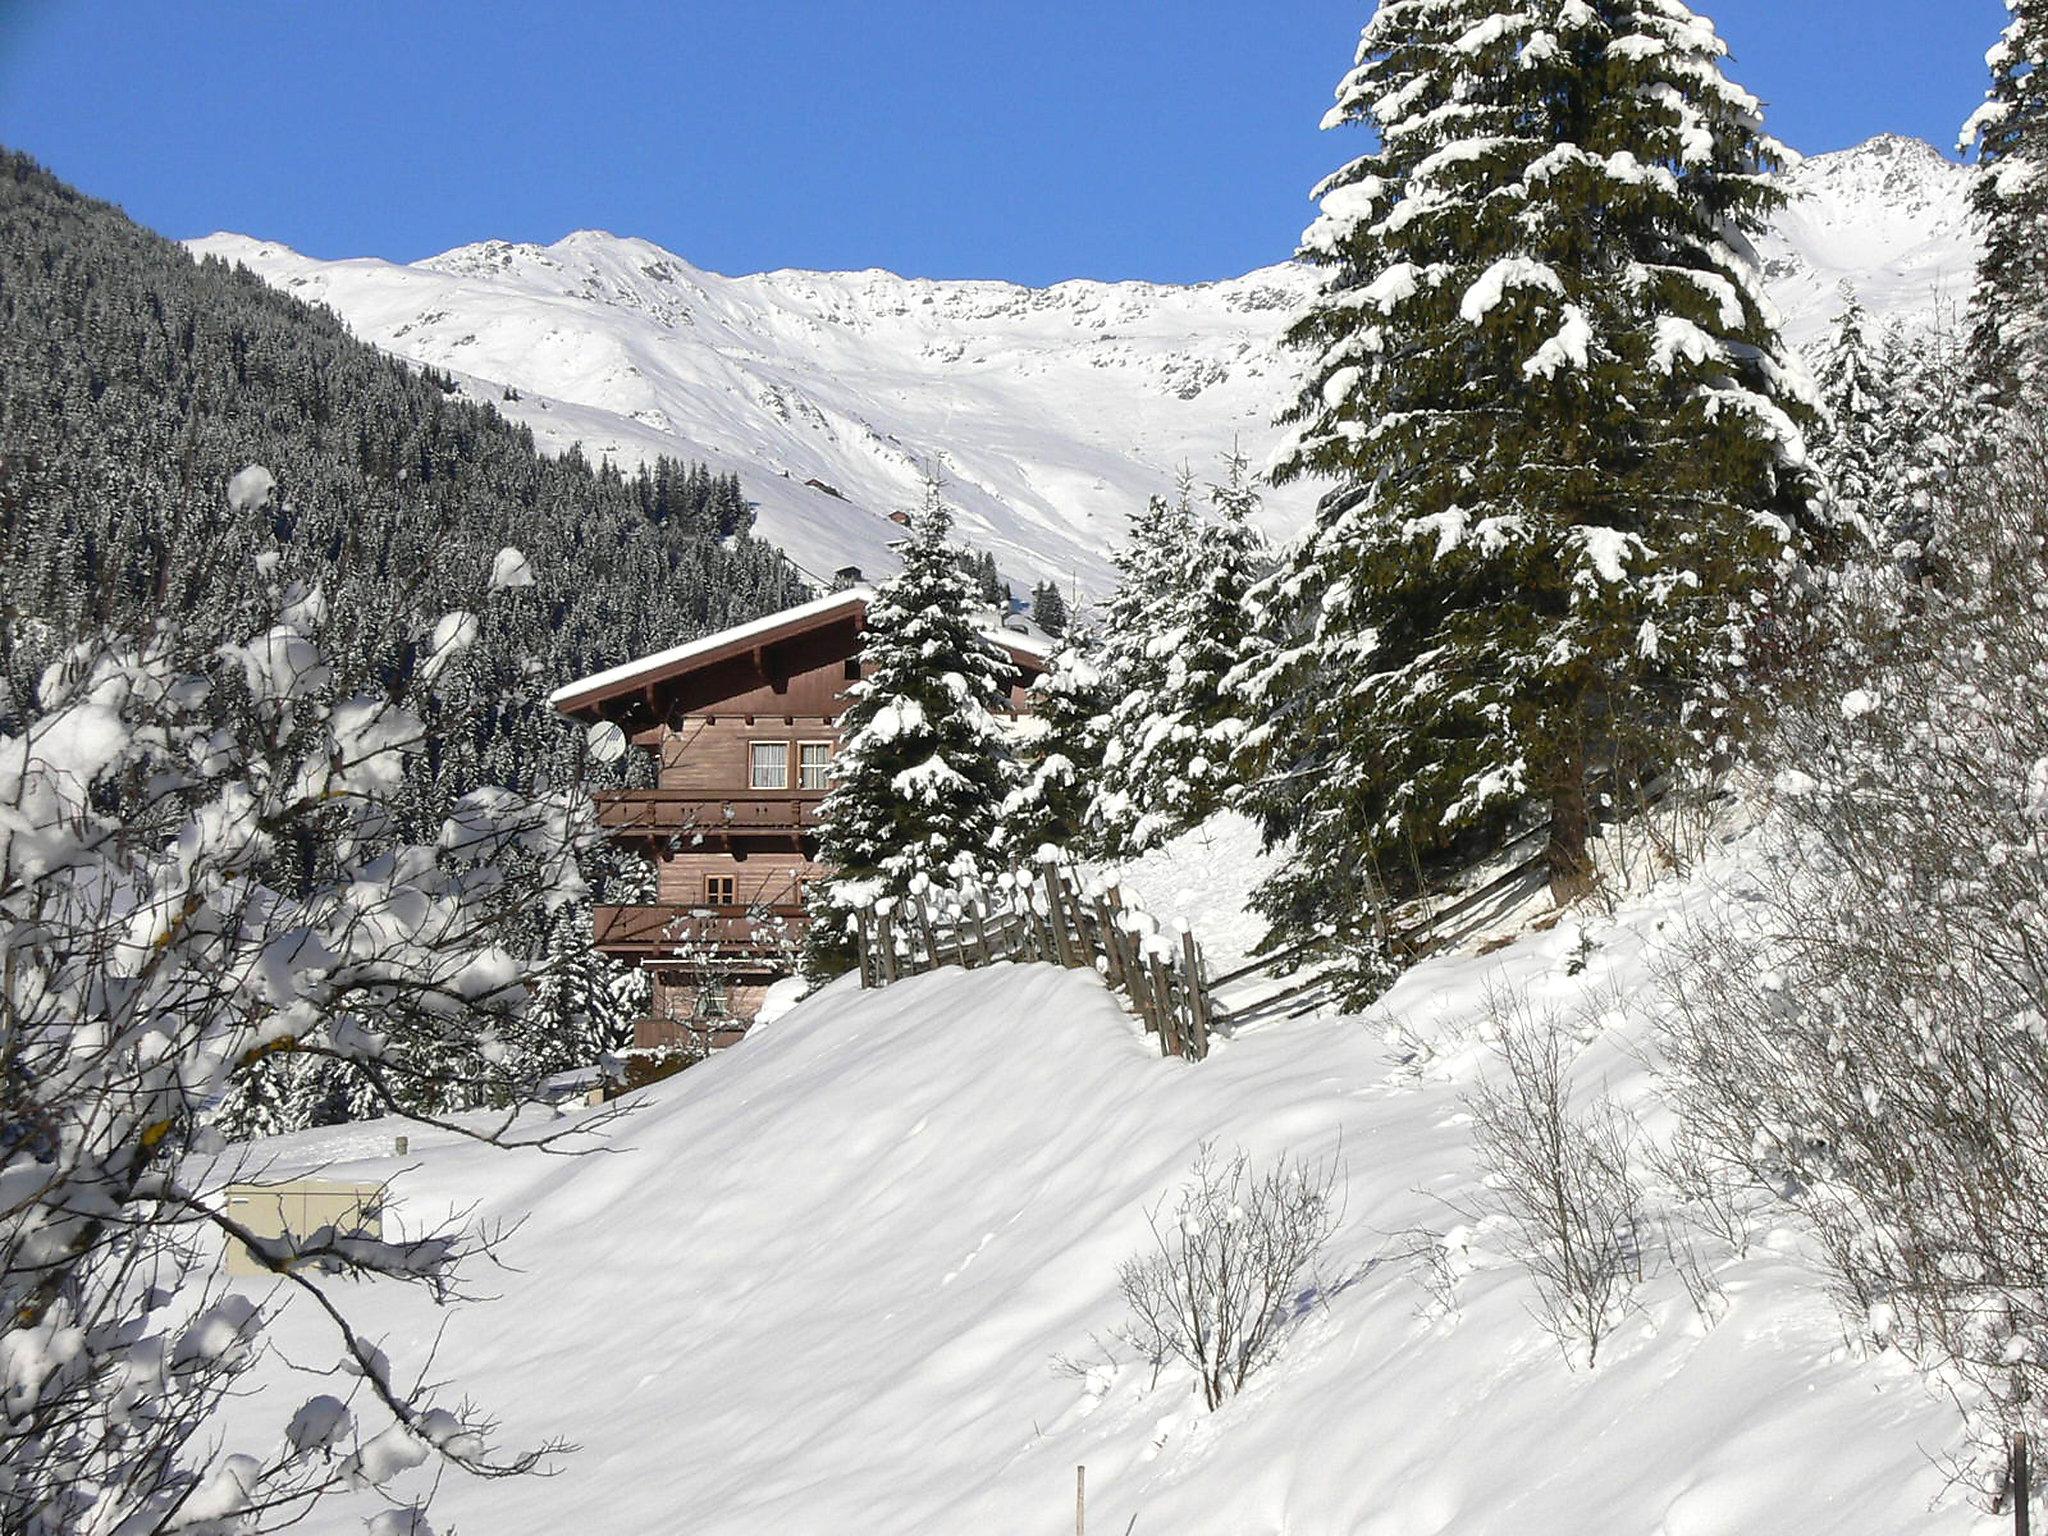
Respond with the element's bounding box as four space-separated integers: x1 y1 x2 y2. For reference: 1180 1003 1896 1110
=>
2018 1432 2032 1536
1091 892 1125 986
1043 866 1081 969
970 899 997 967
1149 951 1182 1057
916 892 944 972
1181 929 1211 1061
1076 1465 1086 1536
877 909 899 985
1121 928 1159 1037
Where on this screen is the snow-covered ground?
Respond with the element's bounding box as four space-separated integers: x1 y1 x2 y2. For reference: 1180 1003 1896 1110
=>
241 817 1977 1536
189 135 1977 600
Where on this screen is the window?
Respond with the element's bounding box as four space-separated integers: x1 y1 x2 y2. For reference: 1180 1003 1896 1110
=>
705 875 736 905
693 982 729 1021
799 741 832 791
750 741 789 790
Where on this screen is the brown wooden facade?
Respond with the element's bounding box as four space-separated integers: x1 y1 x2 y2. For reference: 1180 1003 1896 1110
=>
553 590 1047 1053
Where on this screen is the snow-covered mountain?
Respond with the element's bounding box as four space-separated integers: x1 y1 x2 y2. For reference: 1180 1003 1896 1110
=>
190 135 1976 596
1756 133 1977 343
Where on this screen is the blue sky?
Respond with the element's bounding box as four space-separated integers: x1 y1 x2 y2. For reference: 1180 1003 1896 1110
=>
0 1 2008 286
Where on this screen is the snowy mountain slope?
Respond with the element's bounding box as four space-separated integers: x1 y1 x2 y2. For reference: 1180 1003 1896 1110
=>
190 135 1976 597
1757 134 1978 347
238 835 1976 1536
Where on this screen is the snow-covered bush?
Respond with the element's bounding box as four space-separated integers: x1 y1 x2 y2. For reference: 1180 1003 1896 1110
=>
1115 1143 1339 1411
0 540 601 1532
1660 408 2048 1487
1462 1001 1647 1369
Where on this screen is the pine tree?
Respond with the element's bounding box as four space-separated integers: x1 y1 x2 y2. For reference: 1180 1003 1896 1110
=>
1961 0 2048 400
1879 312 1974 583
1807 287 1891 531
1001 639 1108 855
1095 458 1267 853
0 150 808 1133
1089 482 1203 853
1241 0 1831 986
806 483 1018 975
1031 580 1070 638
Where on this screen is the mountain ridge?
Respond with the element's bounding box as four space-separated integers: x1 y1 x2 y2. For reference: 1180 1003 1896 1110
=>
192 134 1978 597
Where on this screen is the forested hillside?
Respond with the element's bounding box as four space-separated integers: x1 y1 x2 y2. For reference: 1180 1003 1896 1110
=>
0 149 808 1123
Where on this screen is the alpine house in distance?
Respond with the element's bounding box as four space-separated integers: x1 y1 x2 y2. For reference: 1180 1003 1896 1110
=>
552 587 1051 1051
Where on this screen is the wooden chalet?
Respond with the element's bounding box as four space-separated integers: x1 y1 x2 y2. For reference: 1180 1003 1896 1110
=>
551 586 1052 1053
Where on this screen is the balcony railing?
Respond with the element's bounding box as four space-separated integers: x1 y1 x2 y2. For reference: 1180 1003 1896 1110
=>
592 903 811 962
594 790 824 842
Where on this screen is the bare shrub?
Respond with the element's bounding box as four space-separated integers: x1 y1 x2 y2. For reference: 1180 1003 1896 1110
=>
1658 408 2048 1487
1463 1001 1647 1367
1116 1143 1340 1410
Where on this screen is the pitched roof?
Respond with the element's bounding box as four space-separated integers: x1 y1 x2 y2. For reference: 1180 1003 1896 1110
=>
549 586 1054 717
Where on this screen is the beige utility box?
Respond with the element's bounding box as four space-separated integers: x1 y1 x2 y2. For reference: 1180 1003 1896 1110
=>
224 1180 386 1277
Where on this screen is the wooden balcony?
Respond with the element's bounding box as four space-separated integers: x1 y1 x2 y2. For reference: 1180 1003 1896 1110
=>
592 902 810 963
594 790 824 847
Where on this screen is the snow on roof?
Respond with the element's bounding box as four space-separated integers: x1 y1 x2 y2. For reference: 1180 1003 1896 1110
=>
548 588 869 711
549 586 1054 713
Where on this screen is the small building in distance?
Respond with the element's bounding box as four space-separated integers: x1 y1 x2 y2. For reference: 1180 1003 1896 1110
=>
551 588 1051 1054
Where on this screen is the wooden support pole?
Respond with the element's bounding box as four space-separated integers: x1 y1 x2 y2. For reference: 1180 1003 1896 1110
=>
2018 1432 2032 1536
1076 1465 1086 1536
877 911 899 985
1121 929 1159 1034
1151 952 1182 1057
1182 929 1211 1061
916 892 943 972
1044 867 1081 969
1091 895 1125 986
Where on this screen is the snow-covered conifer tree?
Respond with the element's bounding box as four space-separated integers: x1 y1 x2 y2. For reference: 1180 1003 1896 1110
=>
1961 0 2048 400
1807 287 1891 531
1090 485 1203 852
1095 458 1267 853
1240 0 1831 982
1002 639 1108 855
1031 580 1071 638
806 483 1018 975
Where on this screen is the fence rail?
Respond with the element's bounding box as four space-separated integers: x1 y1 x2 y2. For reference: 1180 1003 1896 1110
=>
851 862 1216 1061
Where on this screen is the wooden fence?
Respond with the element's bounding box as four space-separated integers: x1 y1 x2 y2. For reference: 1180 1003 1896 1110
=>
850 861 1217 1061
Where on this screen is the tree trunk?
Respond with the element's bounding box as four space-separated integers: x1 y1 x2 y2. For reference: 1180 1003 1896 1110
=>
1547 724 1595 905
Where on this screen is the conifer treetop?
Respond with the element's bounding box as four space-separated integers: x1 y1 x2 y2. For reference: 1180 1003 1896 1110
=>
1960 0 2048 395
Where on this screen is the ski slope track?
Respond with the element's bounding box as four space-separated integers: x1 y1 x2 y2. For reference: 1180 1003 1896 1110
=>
190 133 1976 598
237 816 1977 1536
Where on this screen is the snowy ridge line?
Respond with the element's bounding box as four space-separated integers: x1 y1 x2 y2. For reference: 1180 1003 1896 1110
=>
187 136 1976 598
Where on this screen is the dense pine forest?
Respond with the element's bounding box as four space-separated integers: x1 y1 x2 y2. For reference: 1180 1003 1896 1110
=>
0 149 808 1125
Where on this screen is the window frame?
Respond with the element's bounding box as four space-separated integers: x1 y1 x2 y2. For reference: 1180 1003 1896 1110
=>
797 739 833 792
704 875 737 906
748 739 791 791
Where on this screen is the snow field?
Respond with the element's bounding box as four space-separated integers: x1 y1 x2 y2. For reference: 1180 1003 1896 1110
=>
245 827 1975 1535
